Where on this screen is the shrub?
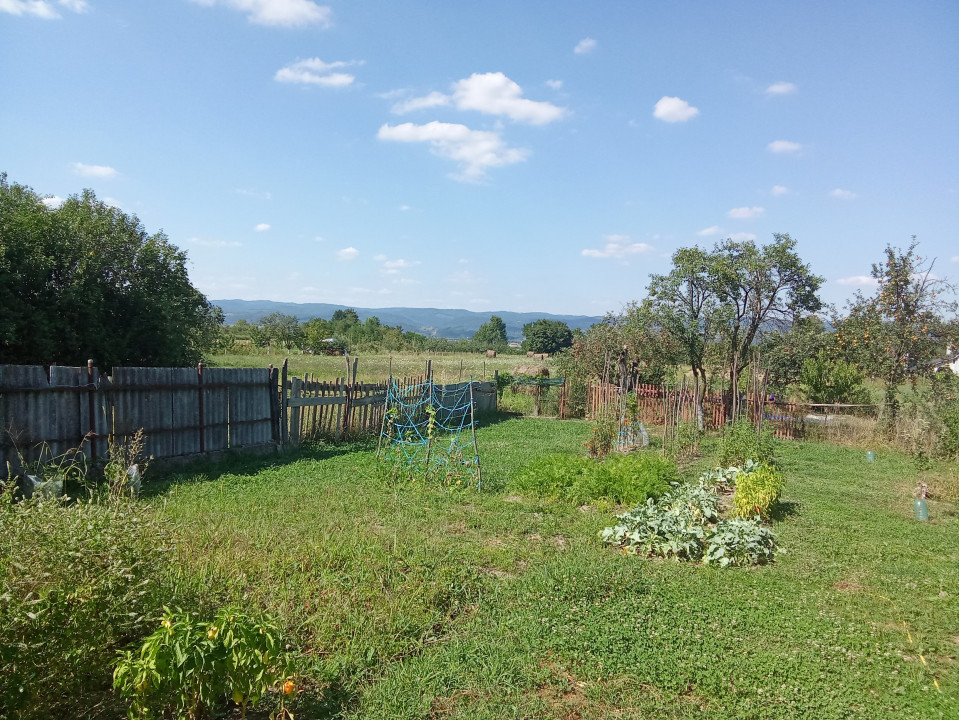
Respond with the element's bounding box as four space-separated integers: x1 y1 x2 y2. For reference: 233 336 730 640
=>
719 418 776 466
732 463 785 520
797 350 870 404
0 495 177 719
113 607 293 720
513 452 675 505
585 413 618 458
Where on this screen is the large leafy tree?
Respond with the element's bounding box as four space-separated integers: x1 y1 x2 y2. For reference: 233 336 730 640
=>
648 234 823 420
522 319 573 355
834 240 957 418
0 175 222 368
473 315 508 347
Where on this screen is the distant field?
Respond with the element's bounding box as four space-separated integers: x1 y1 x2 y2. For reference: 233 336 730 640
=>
209 350 556 384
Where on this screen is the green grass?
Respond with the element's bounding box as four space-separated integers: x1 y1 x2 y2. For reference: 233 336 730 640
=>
65 418 959 717
209 350 553 385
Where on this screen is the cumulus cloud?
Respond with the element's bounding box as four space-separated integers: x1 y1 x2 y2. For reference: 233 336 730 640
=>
653 96 699 123
574 37 596 54
771 185 789 196
71 162 118 178
254 223 270 231
378 257 421 275
837 275 879 287
1 0 86 18
830 188 858 200
766 81 797 95
768 140 802 154
582 234 654 259
377 121 529 182
697 225 721 237
41 195 65 208
337 247 359 260
728 206 764 219
189 0 331 27
728 232 757 241
274 58 356 86
394 73 565 125
546 79 563 90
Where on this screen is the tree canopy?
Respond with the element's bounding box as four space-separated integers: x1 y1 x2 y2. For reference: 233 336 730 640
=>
522 319 573 354
473 315 508 347
0 174 222 368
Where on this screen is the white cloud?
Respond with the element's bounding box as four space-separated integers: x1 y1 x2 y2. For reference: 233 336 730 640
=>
766 81 797 95
189 0 331 27
768 140 802 154
377 121 529 182
653 96 699 123
546 79 563 90
830 188 858 200
728 232 757 242
101 197 123 209
582 234 654 259
727 206 764 219
337 247 359 260
697 225 721 236
236 188 272 200
41 195 64 208
393 73 565 125
398 204 411 211
574 37 596 54
391 91 450 114
71 162 118 178
274 58 355 86
378 257 421 275
837 275 879 287
951 256 959 263
771 185 789 196
1 0 86 18
254 223 270 231
188 237 243 248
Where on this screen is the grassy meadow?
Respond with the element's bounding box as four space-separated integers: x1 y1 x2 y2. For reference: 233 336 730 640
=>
138 416 958 719
208 350 554 384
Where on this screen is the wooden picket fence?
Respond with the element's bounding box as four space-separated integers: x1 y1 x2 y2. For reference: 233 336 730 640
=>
1 360 499 477
586 381 809 440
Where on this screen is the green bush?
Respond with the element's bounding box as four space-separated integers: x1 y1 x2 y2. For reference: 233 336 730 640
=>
719 418 776 466
512 452 675 505
732 463 785 520
0 495 178 719
797 350 870 404
114 607 293 720
704 518 779 567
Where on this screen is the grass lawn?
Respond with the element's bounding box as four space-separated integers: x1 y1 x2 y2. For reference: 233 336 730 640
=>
148 416 957 719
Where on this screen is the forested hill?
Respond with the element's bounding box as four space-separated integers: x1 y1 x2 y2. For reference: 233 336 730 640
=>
213 299 602 340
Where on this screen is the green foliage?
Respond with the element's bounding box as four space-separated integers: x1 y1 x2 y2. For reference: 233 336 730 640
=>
704 517 779 567
0 496 177 719
585 413 617 458
732 463 785 520
697 459 759 492
521 319 573 354
252 312 303 352
759 315 832 394
601 482 720 560
797 350 870 404
835 240 957 417
512 452 675 505
113 607 293 720
472 315 508 347
0 174 222 368
719 417 776 466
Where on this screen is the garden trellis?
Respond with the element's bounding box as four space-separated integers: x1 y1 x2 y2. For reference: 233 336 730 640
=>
377 377 482 486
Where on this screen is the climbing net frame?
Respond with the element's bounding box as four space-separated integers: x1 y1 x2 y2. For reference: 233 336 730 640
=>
376 377 482 487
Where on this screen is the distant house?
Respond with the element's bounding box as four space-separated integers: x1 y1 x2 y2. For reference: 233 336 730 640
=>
508 341 522 348
931 346 959 374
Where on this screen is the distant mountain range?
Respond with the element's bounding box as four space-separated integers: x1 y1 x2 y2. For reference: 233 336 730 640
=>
213 299 603 340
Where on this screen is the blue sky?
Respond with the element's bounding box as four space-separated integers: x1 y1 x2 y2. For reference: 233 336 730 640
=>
2 0 957 317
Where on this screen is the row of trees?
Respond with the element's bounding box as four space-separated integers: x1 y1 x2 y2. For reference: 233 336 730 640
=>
0 175 222 368
225 310 576 356
560 234 957 423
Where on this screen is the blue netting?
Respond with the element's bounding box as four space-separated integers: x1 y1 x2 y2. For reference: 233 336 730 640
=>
377 378 481 485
